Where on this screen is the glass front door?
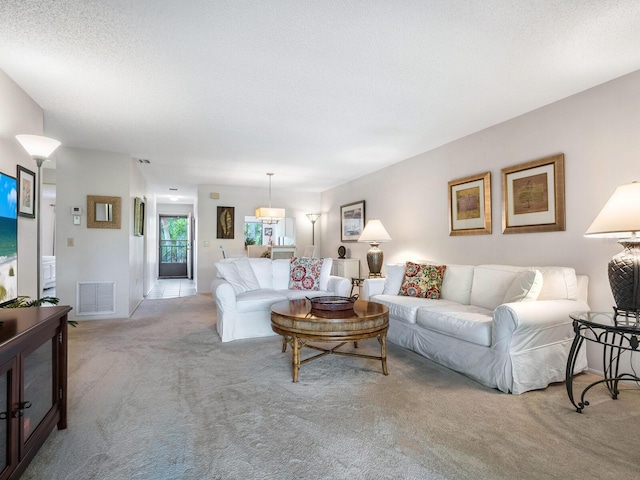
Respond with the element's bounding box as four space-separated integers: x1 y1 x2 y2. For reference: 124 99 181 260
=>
159 215 189 278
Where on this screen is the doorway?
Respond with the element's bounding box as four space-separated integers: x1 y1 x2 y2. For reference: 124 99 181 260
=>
158 215 191 278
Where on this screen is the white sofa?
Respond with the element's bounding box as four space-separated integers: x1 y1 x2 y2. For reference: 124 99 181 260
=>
212 257 351 342
364 263 589 394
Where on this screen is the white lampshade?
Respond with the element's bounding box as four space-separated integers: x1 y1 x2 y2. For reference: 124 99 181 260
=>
16 134 61 160
358 219 392 243
306 213 321 223
585 182 640 238
256 172 285 223
255 207 286 220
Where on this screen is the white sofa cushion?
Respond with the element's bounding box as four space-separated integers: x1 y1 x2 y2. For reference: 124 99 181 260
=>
215 259 260 294
371 294 459 324
235 289 287 313
319 258 333 291
470 265 525 310
416 304 494 347
249 258 274 289
272 259 292 290
535 266 578 300
382 264 405 294
502 269 543 303
441 265 475 305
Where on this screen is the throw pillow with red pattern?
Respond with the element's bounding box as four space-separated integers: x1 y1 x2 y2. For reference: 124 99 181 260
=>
289 257 325 290
398 261 446 298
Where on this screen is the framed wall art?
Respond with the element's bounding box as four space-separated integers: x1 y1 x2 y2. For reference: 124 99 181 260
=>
501 153 565 234
133 197 145 236
448 171 491 236
217 206 234 239
17 165 36 218
340 200 365 242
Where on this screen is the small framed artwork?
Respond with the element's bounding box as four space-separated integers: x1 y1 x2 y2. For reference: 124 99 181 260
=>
17 165 36 218
133 197 145 236
217 206 234 239
448 171 491 236
340 200 365 242
502 153 565 234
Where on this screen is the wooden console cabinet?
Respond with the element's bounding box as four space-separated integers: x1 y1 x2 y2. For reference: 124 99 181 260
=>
0 306 72 480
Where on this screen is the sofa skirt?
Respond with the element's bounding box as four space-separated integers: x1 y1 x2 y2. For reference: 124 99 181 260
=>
387 319 588 394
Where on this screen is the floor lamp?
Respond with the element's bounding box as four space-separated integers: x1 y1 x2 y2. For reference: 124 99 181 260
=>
16 134 61 300
306 213 321 245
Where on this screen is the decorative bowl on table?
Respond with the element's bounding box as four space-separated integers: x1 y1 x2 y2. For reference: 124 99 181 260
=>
308 296 358 317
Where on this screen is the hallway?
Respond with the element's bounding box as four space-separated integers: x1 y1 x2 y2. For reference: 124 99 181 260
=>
146 278 196 299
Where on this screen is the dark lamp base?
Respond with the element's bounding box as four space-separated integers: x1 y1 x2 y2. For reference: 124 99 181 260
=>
608 239 640 311
366 243 384 276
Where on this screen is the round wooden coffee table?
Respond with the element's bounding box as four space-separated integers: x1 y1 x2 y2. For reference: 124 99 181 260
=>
270 299 389 382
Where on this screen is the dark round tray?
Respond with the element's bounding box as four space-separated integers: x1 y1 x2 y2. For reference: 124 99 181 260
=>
308 295 358 312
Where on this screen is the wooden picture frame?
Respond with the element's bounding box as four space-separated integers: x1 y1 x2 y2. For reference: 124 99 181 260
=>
340 200 365 242
448 171 491 236
217 206 234 239
17 165 36 218
502 153 565 234
87 195 122 229
134 197 145 236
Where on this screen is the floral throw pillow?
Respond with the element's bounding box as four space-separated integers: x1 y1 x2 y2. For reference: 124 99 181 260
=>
289 257 325 291
398 262 446 299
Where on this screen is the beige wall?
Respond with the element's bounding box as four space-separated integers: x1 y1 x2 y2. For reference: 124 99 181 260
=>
320 69 640 370
196 184 321 293
0 69 44 300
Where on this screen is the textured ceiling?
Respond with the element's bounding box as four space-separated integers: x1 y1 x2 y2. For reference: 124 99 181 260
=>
2 1 640 202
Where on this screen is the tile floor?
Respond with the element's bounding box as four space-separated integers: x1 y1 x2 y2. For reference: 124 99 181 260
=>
146 278 197 299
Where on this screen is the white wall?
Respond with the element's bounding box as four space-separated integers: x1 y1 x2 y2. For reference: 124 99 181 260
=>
129 159 148 313
143 194 158 296
320 69 640 371
0 69 43 300
196 184 321 293
55 147 135 320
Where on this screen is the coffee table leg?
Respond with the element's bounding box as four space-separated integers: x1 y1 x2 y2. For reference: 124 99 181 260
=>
282 336 287 353
292 336 300 382
378 333 388 375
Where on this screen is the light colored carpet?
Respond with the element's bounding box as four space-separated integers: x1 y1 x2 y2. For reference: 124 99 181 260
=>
23 294 640 479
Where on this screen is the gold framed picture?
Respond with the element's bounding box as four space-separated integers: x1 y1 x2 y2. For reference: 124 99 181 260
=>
502 153 565 234
448 172 491 236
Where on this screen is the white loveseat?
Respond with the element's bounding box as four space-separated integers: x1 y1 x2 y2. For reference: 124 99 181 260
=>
364 263 589 394
212 257 351 342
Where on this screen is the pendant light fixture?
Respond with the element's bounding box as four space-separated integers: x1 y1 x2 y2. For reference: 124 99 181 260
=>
255 172 285 224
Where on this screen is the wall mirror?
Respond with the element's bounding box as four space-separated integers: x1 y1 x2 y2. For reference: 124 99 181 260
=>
87 195 122 229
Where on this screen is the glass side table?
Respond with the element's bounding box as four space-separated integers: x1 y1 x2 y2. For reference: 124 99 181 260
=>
566 309 640 413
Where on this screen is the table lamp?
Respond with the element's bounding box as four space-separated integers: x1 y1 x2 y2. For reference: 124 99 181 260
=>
358 219 391 277
585 181 640 312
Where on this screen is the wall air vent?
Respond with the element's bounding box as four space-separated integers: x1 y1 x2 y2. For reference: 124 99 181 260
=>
76 282 116 315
